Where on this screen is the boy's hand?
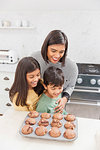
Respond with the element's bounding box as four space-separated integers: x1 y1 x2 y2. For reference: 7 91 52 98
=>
54 97 68 113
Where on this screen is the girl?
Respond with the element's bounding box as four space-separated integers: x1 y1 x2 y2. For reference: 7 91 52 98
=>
32 30 78 113
9 57 44 111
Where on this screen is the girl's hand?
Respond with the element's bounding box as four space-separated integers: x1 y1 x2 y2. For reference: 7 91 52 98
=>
54 97 68 113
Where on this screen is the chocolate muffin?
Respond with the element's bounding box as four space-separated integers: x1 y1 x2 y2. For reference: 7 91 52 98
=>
28 111 39 118
25 118 36 125
63 129 76 139
49 127 61 138
38 118 49 127
64 114 76 122
35 126 47 136
52 113 63 120
41 112 51 119
64 121 75 129
21 125 33 135
51 119 62 128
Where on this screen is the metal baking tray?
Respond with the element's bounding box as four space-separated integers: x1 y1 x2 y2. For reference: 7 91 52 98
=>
19 113 78 142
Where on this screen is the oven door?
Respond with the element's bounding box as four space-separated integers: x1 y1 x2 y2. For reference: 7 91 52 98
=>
71 86 100 102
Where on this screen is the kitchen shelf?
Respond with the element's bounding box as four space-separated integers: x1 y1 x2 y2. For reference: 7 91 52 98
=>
0 27 36 29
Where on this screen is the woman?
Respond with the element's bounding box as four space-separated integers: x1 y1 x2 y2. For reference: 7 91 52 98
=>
9 57 44 111
32 30 78 113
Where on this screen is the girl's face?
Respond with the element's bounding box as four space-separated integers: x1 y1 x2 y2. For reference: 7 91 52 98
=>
44 84 63 98
26 69 40 89
47 44 65 64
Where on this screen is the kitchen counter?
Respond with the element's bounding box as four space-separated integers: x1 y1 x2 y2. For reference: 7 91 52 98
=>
0 108 99 150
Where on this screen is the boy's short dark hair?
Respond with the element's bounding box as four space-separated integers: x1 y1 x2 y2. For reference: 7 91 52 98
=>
43 66 64 86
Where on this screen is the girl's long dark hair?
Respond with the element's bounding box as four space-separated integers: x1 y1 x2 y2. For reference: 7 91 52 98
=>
9 57 44 106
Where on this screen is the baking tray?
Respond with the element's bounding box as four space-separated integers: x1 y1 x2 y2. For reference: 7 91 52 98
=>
19 113 78 142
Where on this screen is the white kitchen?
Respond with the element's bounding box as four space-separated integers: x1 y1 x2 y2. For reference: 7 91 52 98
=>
0 0 100 150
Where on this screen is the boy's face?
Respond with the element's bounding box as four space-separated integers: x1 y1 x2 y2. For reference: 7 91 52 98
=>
44 84 63 98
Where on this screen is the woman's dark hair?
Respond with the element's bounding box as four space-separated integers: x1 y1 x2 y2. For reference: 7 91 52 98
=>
43 66 64 87
41 30 68 66
9 57 44 106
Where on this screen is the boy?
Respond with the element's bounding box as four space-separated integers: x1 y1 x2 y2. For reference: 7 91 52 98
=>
36 66 67 114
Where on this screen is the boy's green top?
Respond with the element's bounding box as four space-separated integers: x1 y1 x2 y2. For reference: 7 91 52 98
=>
36 93 67 115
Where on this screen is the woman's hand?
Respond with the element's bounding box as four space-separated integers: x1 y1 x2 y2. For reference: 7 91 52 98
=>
54 97 68 113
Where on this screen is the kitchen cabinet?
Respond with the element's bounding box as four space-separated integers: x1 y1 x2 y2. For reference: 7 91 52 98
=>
0 27 35 29
0 72 14 114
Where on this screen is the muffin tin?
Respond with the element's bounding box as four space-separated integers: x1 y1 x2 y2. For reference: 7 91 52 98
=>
19 113 78 142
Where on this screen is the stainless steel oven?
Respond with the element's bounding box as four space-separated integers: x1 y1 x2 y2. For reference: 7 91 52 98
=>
70 63 100 105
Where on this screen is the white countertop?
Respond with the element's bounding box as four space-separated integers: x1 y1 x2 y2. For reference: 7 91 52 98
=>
0 108 99 150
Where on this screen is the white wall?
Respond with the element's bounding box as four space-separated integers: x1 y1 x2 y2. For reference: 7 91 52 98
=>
1 0 100 11
0 0 100 71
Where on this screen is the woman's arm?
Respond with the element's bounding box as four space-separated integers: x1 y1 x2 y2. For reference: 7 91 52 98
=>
54 60 78 112
63 60 78 96
54 97 67 113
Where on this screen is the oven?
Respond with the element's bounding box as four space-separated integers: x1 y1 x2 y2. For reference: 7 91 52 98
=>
70 63 100 106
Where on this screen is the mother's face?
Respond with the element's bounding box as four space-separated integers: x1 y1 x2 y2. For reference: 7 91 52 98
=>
47 44 65 64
